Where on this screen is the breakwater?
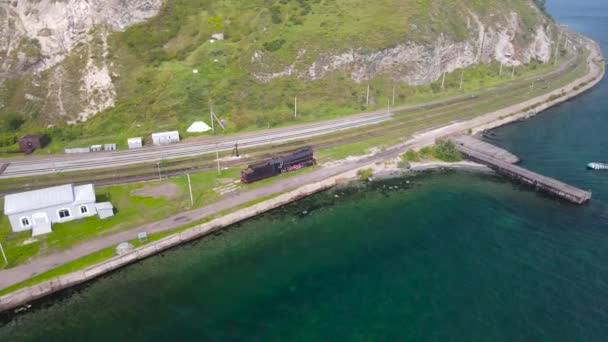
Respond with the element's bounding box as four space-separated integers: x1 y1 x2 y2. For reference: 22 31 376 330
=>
451 137 592 205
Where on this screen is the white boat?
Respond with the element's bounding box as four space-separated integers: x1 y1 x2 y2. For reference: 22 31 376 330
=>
587 162 608 170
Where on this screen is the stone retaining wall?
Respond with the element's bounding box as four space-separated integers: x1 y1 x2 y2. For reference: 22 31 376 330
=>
0 172 358 312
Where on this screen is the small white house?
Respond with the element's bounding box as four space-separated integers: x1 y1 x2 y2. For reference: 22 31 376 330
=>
128 137 143 149
3 184 112 237
152 131 180 146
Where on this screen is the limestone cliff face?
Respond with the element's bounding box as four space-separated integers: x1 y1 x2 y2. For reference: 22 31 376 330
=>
0 0 555 125
253 10 554 85
0 0 162 121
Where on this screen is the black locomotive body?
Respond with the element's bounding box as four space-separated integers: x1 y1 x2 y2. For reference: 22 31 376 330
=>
241 147 315 184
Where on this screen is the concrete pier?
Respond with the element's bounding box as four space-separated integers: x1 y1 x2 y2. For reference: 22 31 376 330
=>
451 135 520 164
451 136 592 205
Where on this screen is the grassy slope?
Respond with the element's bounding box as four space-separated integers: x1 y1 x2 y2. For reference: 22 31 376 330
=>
0 0 549 149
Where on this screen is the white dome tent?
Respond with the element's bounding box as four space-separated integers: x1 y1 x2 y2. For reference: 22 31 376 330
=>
187 121 212 133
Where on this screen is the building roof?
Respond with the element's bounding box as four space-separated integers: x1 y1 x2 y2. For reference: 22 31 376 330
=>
4 184 96 215
74 184 96 204
95 202 114 211
152 131 179 138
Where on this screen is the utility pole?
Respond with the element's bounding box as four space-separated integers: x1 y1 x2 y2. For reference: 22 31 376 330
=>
459 70 464 90
0 241 7 266
554 29 564 65
294 96 297 119
157 161 162 181
216 145 221 176
387 100 391 114
187 174 194 206
499 63 503 76
209 104 215 134
479 31 486 62
511 65 515 79
366 84 370 105
441 71 446 90
392 83 396 106
232 142 240 157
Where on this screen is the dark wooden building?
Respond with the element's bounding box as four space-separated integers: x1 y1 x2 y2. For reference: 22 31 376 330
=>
19 134 48 154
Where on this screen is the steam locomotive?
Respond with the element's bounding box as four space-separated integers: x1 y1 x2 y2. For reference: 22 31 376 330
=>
241 146 316 184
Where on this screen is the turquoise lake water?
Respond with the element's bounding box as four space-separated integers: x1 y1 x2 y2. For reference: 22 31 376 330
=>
1 1 607 340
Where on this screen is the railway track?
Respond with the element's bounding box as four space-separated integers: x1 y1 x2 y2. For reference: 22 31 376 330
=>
0 46 587 194
1 47 581 178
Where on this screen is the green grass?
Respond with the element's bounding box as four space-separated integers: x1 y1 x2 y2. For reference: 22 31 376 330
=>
0 33 592 275
0 45 595 293
0 159 321 270
0 188 292 295
0 0 552 152
416 141 464 162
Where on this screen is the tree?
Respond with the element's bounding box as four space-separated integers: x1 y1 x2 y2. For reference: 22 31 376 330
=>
1 113 25 133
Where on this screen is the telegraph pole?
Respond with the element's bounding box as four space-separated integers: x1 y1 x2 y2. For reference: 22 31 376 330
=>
366 84 370 105
0 241 7 266
187 174 194 206
479 31 486 62
216 145 221 176
554 29 563 65
459 70 464 89
392 83 396 106
441 71 446 90
209 104 215 134
511 65 515 79
156 161 162 181
499 62 503 76
294 96 297 119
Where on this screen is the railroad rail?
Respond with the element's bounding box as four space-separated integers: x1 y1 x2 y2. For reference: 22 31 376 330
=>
0 46 584 179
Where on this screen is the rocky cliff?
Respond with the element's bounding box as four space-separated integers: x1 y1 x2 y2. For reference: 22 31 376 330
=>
0 0 162 122
254 10 553 85
0 0 557 134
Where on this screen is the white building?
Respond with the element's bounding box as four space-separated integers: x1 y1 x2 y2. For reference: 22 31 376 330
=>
152 131 180 146
3 184 113 237
128 137 143 149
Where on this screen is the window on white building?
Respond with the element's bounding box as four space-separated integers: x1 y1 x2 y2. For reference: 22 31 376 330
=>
58 209 71 219
20 217 31 228
80 205 88 214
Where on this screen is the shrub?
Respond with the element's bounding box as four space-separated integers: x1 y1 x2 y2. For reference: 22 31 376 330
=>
398 160 411 169
1 113 25 133
402 149 420 162
432 140 463 162
419 146 434 159
357 168 373 181
263 39 286 52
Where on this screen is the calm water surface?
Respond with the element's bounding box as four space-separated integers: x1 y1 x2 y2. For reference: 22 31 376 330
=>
1 1 607 340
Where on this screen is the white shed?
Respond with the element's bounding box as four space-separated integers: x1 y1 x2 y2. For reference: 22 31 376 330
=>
151 131 180 146
128 137 143 149
95 202 115 219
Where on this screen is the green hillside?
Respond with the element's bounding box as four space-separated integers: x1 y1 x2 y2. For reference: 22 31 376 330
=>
0 0 552 148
